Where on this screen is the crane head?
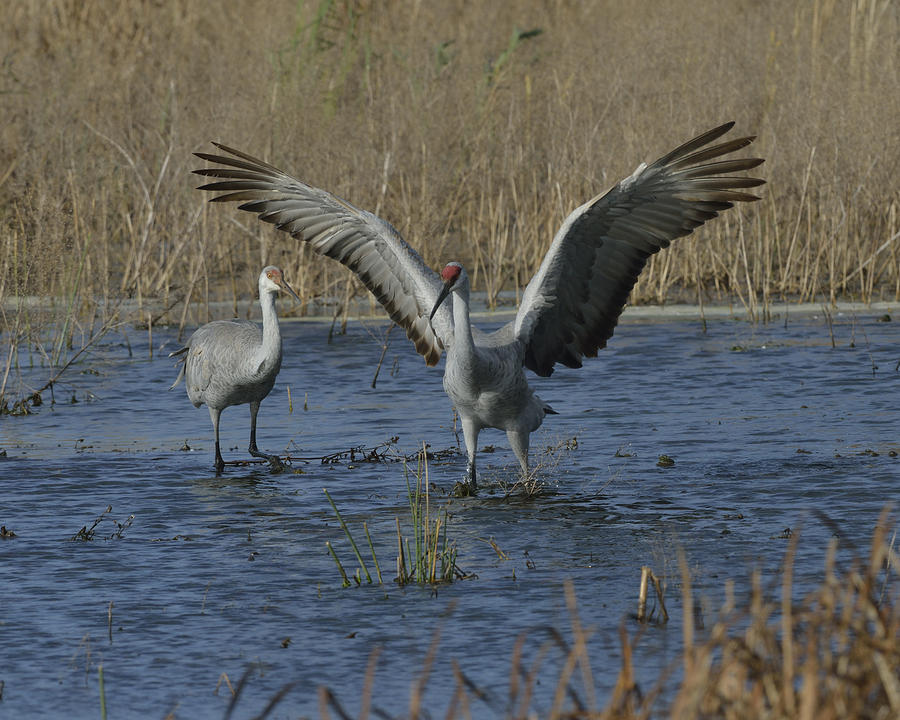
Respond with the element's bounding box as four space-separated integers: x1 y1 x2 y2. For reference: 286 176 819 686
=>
260 266 302 303
440 262 464 285
430 262 466 321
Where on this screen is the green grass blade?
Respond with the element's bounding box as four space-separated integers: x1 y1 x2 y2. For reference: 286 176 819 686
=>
98 663 107 720
324 488 372 583
326 540 351 588
363 521 382 585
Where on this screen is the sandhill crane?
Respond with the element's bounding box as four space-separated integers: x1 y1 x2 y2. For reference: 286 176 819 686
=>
170 266 301 473
194 122 764 491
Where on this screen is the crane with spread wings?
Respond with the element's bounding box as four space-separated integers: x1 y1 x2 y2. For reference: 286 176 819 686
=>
194 122 764 491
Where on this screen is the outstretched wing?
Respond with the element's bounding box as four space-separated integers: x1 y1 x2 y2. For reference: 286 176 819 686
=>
514 122 764 376
194 144 452 365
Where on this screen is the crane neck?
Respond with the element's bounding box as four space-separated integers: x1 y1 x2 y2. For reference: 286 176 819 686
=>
449 281 475 357
258 288 283 359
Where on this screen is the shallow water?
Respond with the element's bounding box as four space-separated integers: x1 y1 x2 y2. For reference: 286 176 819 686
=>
1 308 899 718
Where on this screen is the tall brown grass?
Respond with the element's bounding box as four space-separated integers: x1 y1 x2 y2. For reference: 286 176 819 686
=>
316 512 899 719
2 0 899 365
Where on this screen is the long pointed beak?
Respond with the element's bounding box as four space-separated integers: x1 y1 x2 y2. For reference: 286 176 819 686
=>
430 281 452 322
277 278 302 304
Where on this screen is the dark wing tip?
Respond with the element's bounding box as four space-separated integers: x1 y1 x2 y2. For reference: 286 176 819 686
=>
210 142 280 170
208 141 243 156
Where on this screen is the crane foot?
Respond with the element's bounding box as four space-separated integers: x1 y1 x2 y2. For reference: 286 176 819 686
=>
452 464 477 496
249 445 284 472
452 481 477 497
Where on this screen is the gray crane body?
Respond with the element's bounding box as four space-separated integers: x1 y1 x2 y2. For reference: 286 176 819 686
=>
436 269 555 488
170 266 299 472
180 319 282 411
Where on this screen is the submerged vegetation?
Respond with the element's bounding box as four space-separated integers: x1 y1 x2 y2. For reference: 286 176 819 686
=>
2 0 900 405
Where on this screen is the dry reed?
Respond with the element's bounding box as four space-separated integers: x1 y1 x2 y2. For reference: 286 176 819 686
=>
320 511 899 719
2 0 899 398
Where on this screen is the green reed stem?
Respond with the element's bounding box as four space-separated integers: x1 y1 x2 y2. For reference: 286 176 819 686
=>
362 522 382 584
98 664 107 720
326 541 351 588
395 516 406 583
324 488 372 583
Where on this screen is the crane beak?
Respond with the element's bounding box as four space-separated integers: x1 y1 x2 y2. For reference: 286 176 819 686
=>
430 281 453 322
277 277 302 304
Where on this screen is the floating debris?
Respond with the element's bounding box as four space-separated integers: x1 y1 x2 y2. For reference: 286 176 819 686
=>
657 454 675 468
285 437 459 467
72 506 134 541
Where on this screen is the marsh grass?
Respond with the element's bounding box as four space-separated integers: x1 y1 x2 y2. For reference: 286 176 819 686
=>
216 666 295 720
397 445 463 585
318 511 899 719
3 0 899 402
98 664 107 720
0 306 121 415
325 445 465 587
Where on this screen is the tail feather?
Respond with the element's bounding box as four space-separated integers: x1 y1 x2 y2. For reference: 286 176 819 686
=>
169 346 188 390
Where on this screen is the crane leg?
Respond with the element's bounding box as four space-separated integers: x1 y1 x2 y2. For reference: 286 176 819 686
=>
506 429 530 478
460 415 480 494
209 406 225 474
248 400 283 471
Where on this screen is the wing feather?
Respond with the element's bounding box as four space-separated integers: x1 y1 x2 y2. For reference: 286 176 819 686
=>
194 144 451 365
515 122 764 377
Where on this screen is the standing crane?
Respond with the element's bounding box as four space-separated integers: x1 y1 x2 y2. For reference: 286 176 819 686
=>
194 122 764 491
170 266 301 473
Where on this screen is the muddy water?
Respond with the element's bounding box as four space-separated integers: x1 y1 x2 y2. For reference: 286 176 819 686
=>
1 308 898 718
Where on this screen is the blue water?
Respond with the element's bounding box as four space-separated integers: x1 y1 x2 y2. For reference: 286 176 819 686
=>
1 308 898 718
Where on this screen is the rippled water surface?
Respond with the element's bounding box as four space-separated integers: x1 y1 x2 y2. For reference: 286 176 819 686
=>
2 308 898 718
